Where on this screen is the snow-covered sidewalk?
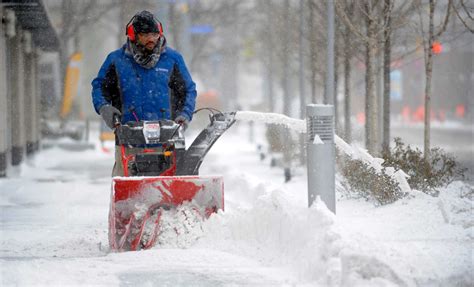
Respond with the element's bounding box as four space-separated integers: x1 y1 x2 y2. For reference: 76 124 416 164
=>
199 123 473 286
1 122 472 286
0 135 295 286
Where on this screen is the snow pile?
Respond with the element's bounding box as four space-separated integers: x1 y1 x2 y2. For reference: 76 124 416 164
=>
190 172 416 286
437 181 474 230
236 110 411 194
198 192 345 285
334 135 411 194
197 124 472 285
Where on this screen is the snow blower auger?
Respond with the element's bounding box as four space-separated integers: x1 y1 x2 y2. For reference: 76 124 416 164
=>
109 111 236 252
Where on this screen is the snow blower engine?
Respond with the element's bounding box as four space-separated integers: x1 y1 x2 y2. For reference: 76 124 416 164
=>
109 110 236 251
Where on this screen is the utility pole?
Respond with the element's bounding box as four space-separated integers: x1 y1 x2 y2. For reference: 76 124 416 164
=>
299 0 306 117
179 0 192 64
299 0 306 165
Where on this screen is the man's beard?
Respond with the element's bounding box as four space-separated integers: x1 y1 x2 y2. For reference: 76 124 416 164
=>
127 39 162 69
136 41 156 54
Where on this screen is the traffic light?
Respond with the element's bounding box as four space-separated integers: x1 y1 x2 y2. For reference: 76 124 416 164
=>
432 41 442 54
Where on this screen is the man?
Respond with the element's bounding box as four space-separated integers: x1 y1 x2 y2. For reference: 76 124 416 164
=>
91 11 197 176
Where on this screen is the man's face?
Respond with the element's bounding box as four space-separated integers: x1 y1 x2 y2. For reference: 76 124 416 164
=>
137 32 160 51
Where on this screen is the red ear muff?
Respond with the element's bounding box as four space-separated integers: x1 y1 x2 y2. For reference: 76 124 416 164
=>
157 21 163 37
126 24 136 42
126 14 163 42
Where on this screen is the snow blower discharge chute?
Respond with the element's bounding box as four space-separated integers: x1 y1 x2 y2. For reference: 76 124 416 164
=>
109 111 236 251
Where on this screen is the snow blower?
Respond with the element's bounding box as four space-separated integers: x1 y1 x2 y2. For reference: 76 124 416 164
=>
109 111 236 251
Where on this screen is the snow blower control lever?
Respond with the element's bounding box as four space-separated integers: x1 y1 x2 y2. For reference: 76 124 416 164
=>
113 114 121 128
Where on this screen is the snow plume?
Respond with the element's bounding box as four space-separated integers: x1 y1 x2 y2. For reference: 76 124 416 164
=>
235 110 411 194
235 111 306 133
154 202 205 248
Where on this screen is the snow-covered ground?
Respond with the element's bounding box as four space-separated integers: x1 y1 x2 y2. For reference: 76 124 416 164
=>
1 120 472 286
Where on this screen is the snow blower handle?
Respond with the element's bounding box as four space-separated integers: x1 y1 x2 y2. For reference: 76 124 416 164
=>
113 114 121 128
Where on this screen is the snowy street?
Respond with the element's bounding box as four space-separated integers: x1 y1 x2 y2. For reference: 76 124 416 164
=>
1 122 472 286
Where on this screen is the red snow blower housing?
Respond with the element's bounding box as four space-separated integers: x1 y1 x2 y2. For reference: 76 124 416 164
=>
109 111 236 251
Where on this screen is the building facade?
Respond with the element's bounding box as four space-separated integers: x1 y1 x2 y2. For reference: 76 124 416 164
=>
0 0 59 177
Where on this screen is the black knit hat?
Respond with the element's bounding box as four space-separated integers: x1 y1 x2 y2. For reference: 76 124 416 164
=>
132 11 160 33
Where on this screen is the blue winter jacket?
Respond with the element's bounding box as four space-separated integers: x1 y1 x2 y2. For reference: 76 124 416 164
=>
91 45 197 123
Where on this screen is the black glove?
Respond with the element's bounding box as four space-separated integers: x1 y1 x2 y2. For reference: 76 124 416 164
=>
99 105 121 129
174 115 189 131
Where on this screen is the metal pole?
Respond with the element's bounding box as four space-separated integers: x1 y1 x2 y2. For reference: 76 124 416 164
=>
299 0 306 165
325 0 335 105
307 104 335 213
180 0 192 64
299 0 306 117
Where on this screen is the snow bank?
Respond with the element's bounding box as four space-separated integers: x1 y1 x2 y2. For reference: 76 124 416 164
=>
235 110 411 194
191 173 415 286
437 181 474 230
334 135 411 194
197 191 345 285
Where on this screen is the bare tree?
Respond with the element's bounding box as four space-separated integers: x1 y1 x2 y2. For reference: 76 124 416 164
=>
187 1 242 72
53 1 117 83
336 0 383 154
415 0 452 160
336 0 416 154
341 1 357 143
308 0 335 105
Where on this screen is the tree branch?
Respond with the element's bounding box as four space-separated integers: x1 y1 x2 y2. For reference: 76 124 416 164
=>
434 0 453 38
461 0 473 20
453 1 474 32
335 0 371 43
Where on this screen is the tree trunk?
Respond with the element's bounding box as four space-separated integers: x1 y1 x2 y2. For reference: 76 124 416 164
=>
343 26 352 143
282 0 291 116
365 40 370 150
334 29 339 134
382 0 392 154
265 1 275 112
281 0 292 181
382 0 392 152
365 14 378 155
424 0 435 160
